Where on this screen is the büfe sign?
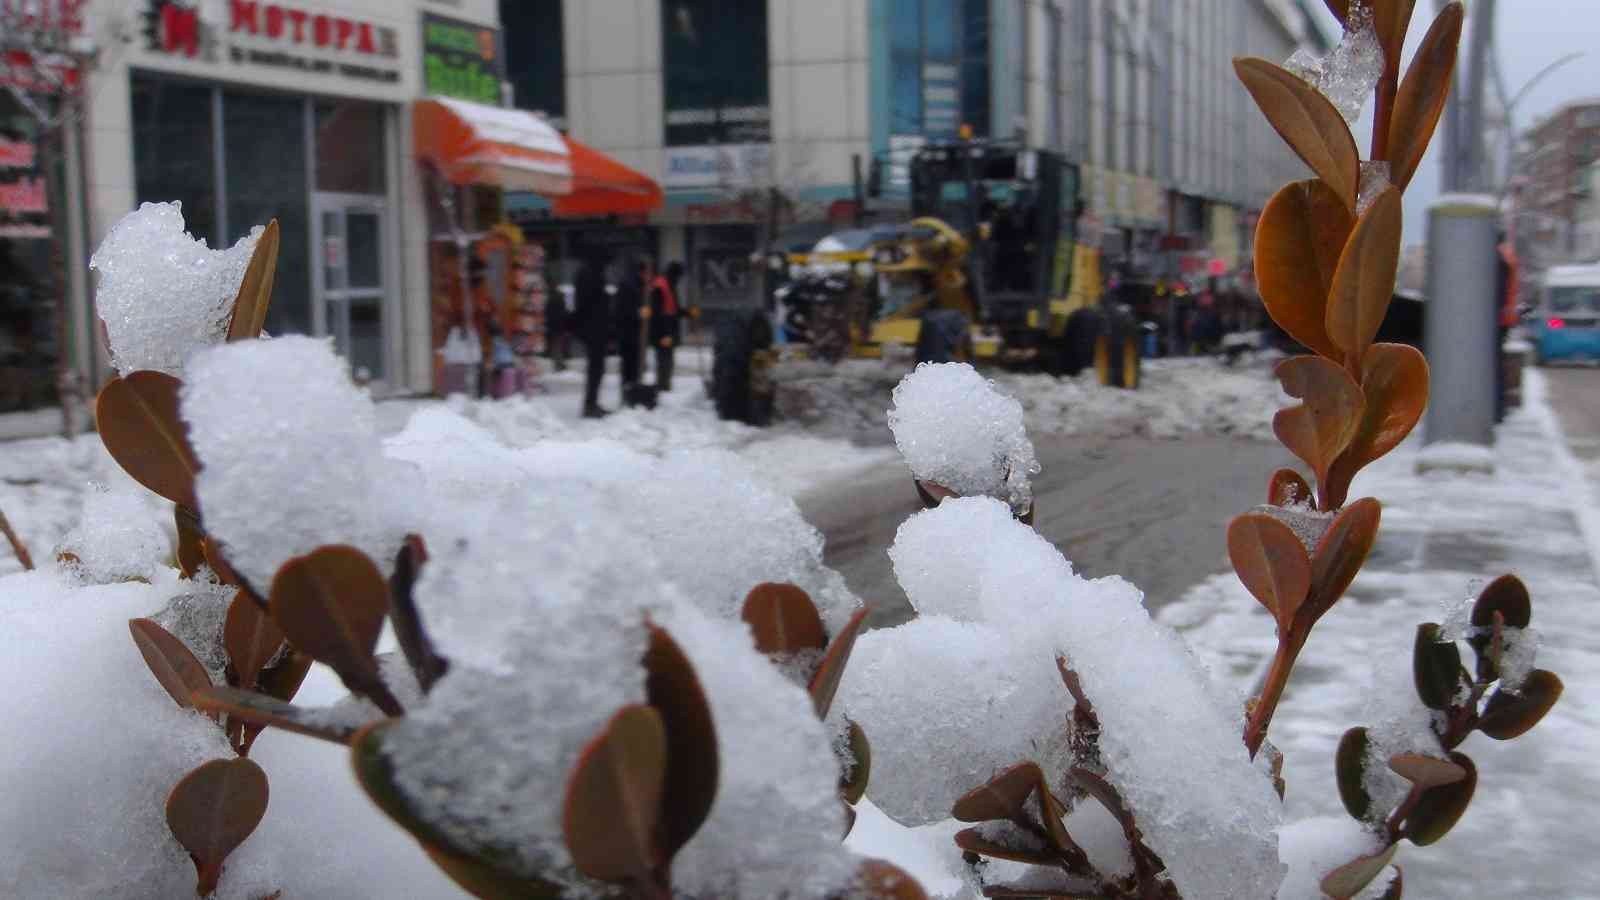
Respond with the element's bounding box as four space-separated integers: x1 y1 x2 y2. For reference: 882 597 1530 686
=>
421 13 503 106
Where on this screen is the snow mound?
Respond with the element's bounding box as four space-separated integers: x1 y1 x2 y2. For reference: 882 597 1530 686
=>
849 497 1283 898
91 202 262 377
889 363 1039 513
181 336 402 593
53 482 171 583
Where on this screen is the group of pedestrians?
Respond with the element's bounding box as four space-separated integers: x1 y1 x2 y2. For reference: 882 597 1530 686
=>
571 249 689 419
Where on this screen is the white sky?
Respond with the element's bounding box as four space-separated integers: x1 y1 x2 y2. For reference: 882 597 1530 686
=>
1308 1 1600 242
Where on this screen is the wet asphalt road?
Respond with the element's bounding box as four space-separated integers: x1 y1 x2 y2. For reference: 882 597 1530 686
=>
798 434 1294 627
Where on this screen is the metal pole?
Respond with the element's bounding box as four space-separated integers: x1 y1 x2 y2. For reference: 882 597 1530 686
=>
1423 194 1500 450
852 153 865 227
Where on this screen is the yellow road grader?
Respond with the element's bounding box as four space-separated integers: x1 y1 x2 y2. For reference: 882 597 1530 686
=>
710 140 1142 425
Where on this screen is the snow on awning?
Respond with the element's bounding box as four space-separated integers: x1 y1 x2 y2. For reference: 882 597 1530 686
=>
414 97 572 195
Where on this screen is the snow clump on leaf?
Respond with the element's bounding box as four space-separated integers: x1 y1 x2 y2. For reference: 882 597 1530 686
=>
91 202 261 377
53 482 171 583
888 362 1039 514
180 336 403 592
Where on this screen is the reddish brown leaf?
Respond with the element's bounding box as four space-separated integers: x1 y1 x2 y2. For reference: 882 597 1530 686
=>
840 718 872 805
853 858 930 899
952 761 1044 823
1413 623 1462 711
175 505 206 578
1389 4 1464 190
953 827 1056 866
1479 670 1563 740
642 624 719 860
1325 343 1429 508
193 685 362 745
1274 356 1365 497
227 219 280 340
1471 574 1531 630
1234 58 1362 209
1326 188 1404 365
1269 468 1315 507
809 607 868 719
269 545 399 715
1388 752 1468 788
1325 0 1419 69
1305 498 1381 625
166 758 270 896
95 371 200 509
224 590 284 690
1227 513 1313 629
1255 179 1356 360
388 534 449 693
741 582 828 655
1404 752 1476 846
1337 727 1374 820
129 618 213 712
1320 841 1399 899
563 704 667 886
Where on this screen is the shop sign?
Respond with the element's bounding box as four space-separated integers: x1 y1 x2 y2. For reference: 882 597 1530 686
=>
0 176 46 213
0 139 36 169
0 0 85 35
664 144 771 191
145 0 400 84
421 13 503 105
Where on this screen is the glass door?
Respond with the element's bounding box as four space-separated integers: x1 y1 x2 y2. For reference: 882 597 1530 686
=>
313 194 389 385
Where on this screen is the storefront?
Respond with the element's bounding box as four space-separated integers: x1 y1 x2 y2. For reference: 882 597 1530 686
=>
73 0 504 395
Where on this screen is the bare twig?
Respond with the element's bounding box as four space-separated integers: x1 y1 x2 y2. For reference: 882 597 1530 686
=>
0 506 33 570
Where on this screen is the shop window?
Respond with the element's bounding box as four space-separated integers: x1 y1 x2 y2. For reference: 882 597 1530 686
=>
315 101 386 195
0 92 58 411
131 77 217 244
224 90 309 338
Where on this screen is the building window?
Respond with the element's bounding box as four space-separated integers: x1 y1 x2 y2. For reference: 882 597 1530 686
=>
889 0 989 141
661 0 770 147
131 78 217 245
502 0 565 130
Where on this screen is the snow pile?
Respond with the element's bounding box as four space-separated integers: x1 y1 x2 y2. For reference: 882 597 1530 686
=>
181 336 403 593
843 497 1284 898
53 482 171 583
1416 440 1496 473
91 202 262 377
888 363 1039 512
1284 1 1386 124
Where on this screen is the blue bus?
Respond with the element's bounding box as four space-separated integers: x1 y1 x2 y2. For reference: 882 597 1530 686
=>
1534 265 1600 365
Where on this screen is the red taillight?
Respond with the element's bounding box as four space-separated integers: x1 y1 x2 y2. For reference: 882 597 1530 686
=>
1548 318 1566 329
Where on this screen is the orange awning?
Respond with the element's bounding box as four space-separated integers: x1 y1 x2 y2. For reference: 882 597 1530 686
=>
414 98 662 217
554 137 664 217
414 97 572 195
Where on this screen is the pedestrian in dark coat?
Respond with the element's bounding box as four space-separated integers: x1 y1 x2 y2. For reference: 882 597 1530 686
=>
614 257 650 403
649 261 686 391
574 248 612 418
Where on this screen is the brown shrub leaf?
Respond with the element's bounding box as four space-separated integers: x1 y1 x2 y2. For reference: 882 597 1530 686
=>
96 371 200 509
741 582 828 655
1326 188 1404 365
224 590 284 690
1234 58 1361 209
1389 4 1465 190
643 624 719 860
166 758 270 896
951 760 1043 823
1255 179 1356 360
129 617 213 712
1479 670 1563 740
1325 343 1429 509
809 607 869 718
268 545 396 714
1320 840 1399 900
562 704 667 885
1227 513 1313 629
1274 356 1365 494
226 219 280 341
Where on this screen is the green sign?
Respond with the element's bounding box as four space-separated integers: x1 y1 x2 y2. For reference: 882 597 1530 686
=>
422 13 504 105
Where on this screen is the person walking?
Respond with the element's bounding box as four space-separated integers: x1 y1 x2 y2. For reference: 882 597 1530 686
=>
649 261 686 392
615 257 650 406
573 247 612 418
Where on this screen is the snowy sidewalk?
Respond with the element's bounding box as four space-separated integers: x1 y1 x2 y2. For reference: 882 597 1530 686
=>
1161 368 1600 900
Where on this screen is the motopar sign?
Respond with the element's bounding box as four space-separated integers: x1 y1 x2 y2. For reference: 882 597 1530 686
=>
149 0 399 81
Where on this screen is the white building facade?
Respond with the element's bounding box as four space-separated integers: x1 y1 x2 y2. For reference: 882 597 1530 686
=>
512 0 1323 304
60 0 503 396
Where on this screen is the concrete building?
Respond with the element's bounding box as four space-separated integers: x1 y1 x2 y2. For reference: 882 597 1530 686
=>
1510 99 1600 270
502 0 1327 306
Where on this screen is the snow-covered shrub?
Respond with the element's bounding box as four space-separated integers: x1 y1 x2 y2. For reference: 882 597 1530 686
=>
0 4 1570 898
